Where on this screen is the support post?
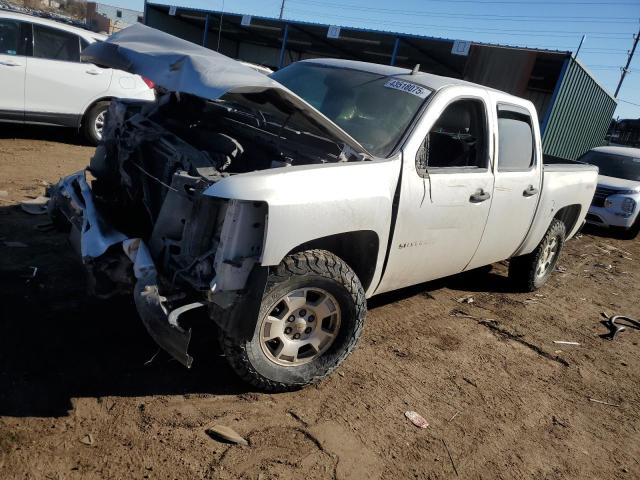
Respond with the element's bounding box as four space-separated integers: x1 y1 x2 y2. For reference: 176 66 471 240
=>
278 23 289 70
615 29 639 98
203 13 210 47
390 36 400 66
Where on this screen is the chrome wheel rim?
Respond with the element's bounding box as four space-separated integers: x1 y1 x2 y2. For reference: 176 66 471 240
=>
259 287 341 366
94 110 106 140
536 236 560 279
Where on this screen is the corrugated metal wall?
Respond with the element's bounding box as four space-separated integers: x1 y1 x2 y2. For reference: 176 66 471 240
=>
542 58 617 161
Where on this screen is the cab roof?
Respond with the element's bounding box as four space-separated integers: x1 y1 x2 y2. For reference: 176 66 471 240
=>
301 58 497 93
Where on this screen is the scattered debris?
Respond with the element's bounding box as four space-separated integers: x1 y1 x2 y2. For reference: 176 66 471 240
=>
588 398 620 408
556 266 567 273
3 241 27 248
442 439 459 477
20 196 49 215
450 309 476 319
21 267 38 283
79 433 94 446
392 347 409 358
553 341 581 346
404 411 429 429
205 425 248 446
143 348 161 366
594 263 613 270
448 411 460 422
456 295 474 304
552 415 568 428
462 379 480 391
601 314 640 341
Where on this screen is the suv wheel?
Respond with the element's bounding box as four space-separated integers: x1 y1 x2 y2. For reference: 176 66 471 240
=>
509 219 566 292
82 101 110 145
222 250 366 391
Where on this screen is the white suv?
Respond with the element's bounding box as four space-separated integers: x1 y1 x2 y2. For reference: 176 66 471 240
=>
0 11 155 144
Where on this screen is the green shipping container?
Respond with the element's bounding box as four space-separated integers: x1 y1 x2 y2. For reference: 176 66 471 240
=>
542 58 617 161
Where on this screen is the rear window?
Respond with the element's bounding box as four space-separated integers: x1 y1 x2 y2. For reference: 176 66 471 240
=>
33 24 80 62
497 105 535 171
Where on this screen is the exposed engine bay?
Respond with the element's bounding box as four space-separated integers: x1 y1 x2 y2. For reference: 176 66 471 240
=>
51 90 366 366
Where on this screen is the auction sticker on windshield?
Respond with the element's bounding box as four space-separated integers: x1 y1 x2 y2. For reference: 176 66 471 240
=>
384 79 430 99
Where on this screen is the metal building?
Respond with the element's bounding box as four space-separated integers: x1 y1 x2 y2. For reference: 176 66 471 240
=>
143 2 616 161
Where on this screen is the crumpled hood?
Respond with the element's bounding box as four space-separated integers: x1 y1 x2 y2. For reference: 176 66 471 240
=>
82 23 368 155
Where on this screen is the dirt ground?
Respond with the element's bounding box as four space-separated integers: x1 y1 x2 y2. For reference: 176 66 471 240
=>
1 125 639 480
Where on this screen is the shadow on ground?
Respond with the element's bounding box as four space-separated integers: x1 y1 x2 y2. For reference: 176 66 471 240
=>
0 123 88 146
0 202 524 418
0 204 248 418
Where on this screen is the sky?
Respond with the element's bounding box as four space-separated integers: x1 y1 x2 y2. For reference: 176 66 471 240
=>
103 0 639 119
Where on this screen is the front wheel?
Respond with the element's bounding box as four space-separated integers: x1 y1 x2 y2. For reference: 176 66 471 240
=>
509 219 566 292
222 250 366 392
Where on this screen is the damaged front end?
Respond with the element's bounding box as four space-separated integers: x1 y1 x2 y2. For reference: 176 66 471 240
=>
50 166 267 368
49 90 358 368
49 23 369 367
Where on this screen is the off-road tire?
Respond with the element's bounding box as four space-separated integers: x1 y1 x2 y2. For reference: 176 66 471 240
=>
221 249 366 392
509 219 566 292
82 101 110 146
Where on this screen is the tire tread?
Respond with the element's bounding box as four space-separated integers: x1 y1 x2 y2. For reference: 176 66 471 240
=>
222 249 366 392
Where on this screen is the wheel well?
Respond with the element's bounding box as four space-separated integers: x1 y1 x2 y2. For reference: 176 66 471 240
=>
554 204 582 236
80 97 113 128
287 231 380 291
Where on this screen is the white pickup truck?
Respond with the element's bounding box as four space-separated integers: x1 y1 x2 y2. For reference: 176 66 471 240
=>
49 25 598 391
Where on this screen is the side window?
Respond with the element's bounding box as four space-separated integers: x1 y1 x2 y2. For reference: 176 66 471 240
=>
497 105 535 171
33 24 80 62
416 99 487 174
0 19 20 56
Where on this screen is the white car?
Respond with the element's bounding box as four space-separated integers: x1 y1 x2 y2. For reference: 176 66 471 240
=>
0 11 155 144
581 146 640 239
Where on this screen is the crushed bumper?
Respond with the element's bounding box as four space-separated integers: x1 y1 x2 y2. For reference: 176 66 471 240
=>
50 171 202 367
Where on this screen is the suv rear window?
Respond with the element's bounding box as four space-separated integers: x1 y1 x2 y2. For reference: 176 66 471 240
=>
33 24 80 62
0 19 20 56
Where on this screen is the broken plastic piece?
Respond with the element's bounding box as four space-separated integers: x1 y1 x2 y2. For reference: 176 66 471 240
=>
404 411 429 429
205 425 248 446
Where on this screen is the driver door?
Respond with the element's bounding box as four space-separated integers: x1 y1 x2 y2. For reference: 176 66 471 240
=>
376 88 495 294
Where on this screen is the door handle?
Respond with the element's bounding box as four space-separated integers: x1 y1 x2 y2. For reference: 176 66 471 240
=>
469 189 491 203
0 60 21 67
85 69 102 75
523 185 539 197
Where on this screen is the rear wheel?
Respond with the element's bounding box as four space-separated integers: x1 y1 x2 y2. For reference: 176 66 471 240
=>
509 219 566 292
222 250 366 392
82 101 110 145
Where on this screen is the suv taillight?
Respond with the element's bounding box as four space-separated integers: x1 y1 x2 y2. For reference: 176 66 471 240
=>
142 77 155 89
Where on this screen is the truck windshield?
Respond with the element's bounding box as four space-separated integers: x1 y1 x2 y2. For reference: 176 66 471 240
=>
579 151 640 181
271 63 430 157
